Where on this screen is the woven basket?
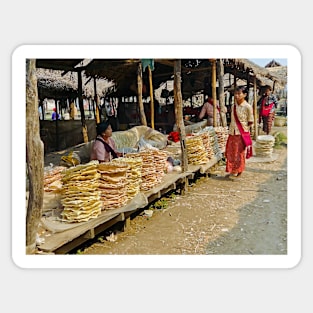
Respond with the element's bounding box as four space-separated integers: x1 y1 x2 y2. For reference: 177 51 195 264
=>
274 116 286 127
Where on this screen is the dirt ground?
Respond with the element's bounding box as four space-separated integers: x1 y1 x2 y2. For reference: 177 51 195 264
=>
79 127 287 255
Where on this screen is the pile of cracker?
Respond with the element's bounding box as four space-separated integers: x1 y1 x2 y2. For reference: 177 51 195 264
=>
186 135 209 165
60 161 102 223
97 162 130 210
112 156 143 201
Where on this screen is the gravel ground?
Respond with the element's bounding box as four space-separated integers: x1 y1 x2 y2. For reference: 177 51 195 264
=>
79 128 287 256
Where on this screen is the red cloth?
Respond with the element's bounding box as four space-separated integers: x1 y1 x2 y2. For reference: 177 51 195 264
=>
168 132 180 142
225 135 246 174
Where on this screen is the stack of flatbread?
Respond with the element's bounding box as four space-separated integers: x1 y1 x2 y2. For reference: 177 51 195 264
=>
125 151 158 191
214 126 229 152
255 135 275 157
150 149 168 184
186 135 209 165
43 166 67 193
198 128 217 160
112 156 143 201
197 131 214 160
205 127 223 159
97 162 130 210
60 161 102 223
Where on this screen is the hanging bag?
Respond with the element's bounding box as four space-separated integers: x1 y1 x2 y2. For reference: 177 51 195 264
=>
233 105 253 159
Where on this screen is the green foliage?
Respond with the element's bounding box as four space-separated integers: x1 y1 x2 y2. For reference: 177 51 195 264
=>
273 131 287 148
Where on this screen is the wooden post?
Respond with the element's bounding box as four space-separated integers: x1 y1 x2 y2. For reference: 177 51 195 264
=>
174 60 188 172
217 59 227 126
210 59 217 127
93 77 100 123
78 70 88 142
148 65 155 129
253 76 258 139
54 100 59 150
137 62 147 126
26 59 44 254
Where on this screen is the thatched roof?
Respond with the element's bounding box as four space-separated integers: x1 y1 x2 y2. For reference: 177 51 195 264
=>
35 58 287 101
265 59 282 67
35 67 113 100
84 58 287 99
36 68 78 100
223 59 287 88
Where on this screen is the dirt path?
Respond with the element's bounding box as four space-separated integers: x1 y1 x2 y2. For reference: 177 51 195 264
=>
80 131 287 256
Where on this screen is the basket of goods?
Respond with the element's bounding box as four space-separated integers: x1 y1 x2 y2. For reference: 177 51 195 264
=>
274 116 286 127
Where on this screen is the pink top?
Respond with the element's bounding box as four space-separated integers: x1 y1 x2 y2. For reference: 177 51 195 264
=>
199 100 220 120
90 136 118 162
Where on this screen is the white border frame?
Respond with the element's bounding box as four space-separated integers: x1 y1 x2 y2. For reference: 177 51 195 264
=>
12 45 301 269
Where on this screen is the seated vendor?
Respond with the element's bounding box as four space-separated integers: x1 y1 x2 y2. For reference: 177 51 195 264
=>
90 121 122 162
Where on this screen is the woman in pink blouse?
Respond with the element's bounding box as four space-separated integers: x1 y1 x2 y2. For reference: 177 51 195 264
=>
90 121 122 163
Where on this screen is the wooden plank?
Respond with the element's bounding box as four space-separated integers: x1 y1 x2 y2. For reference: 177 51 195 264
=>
148 191 161 202
38 212 121 253
52 213 125 254
160 183 176 196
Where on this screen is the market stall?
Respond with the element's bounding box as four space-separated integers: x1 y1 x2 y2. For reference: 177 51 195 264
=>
35 124 227 254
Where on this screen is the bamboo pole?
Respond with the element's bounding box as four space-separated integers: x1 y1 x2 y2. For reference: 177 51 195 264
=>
253 76 258 139
93 77 100 123
174 60 188 172
148 65 155 129
54 100 59 150
211 59 217 127
26 59 44 254
137 62 147 126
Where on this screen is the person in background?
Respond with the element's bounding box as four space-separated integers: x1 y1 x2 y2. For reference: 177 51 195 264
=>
69 101 78 120
90 121 122 163
102 98 119 131
257 85 278 135
51 107 61 120
198 91 223 126
225 86 254 178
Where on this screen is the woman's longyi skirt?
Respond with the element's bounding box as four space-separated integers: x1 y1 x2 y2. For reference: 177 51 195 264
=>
225 134 246 174
262 112 275 135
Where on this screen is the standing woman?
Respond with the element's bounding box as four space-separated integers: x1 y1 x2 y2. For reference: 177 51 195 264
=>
257 85 278 135
225 86 254 178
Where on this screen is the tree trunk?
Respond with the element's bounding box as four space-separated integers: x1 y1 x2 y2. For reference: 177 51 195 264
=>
137 62 147 126
217 59 227 126
26 59 44 254
174 60 188 172
78 70 88 142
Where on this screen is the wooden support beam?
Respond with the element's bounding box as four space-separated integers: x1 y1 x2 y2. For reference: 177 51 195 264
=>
148 65 155 129
93 77 100 123
253 76 258 139
137 62 147 126
26 59 44 254
211 59 217 127
78 70 88 143
83 229 95 239
217 59 227 126
123 217 131 232
174 60 188 172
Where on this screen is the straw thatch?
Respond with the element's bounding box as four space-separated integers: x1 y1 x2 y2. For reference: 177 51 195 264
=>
35 58 287 102
35 67 113 101
83 58 287 100
223 58 287 88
